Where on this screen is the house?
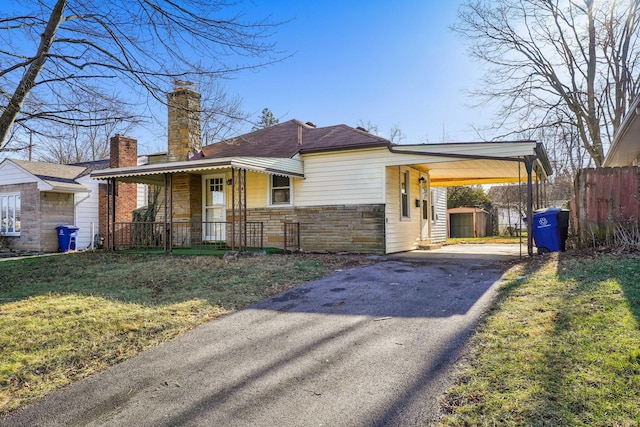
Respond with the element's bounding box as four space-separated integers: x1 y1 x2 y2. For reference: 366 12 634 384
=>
92 86 553 255
0 135 141 252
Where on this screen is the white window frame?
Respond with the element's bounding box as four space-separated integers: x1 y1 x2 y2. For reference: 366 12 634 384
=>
400 169 410 219
1 192 21 236
269 175 293 206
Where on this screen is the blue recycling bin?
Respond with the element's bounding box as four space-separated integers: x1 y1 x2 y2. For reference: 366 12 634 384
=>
56 225 79 252
524 208 567 254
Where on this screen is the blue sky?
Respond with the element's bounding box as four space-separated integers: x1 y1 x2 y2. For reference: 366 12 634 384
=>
212 0 493 150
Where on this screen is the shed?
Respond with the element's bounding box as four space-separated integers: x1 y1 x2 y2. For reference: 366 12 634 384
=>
447 207 490 238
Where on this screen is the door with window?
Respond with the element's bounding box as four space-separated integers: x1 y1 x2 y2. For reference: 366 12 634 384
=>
203 175 226 241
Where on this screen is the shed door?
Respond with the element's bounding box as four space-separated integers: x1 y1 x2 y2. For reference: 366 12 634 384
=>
450 213 474 238
203 175 226 241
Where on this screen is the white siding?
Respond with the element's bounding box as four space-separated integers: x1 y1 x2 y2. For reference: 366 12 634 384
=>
431 187 448 243
74 175 103 249
295 149 389 206
0 161 40 186
384 166 423 254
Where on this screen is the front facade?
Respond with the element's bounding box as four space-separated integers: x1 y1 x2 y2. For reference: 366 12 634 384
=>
93 86 551 255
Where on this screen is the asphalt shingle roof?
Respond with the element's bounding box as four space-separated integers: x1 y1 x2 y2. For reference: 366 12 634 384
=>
199 120 390 159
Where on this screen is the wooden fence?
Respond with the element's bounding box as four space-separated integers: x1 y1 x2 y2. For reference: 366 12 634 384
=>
573 166 640 246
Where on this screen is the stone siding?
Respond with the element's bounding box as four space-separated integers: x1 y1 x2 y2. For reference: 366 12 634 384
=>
39 192 74 251
247 204 385 253
0 183 40 251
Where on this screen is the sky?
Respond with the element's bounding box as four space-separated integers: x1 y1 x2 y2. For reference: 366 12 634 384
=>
139 0 495 154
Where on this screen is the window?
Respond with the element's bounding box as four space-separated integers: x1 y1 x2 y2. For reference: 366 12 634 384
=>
400 170 410 218
271 175 291 205
1 193 21 236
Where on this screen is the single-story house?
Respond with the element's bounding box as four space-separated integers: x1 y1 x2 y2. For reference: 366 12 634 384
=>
0 135 142 252
91 86 553 255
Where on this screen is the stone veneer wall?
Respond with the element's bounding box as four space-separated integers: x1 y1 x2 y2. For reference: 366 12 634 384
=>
246 204 385 253
1 183 40 251
39 191 74 251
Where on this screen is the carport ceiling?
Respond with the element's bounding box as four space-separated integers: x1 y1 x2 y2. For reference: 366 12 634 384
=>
420 158 541 187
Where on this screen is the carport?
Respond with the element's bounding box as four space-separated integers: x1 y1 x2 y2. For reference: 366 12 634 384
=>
388 140 553 256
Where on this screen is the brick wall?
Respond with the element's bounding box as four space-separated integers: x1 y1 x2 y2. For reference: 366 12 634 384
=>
0 183 40 251
106 134 138 227
246 204 386 253
167 87 201 162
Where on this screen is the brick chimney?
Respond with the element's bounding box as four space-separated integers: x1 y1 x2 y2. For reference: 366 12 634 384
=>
167 86 202 162
110 134 137 168
100 134 138 236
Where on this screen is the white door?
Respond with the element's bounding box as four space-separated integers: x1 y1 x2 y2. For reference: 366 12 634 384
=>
203 175 226 241
421 185 430 241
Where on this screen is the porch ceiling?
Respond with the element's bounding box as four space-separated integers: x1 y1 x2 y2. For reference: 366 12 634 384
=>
90 156 304 185
420 158 544 187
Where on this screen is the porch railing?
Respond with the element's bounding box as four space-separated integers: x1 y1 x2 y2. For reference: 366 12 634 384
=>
283 222 300 253
110 221 264 251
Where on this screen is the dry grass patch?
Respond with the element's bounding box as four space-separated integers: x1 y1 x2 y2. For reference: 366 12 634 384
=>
0 251 373 415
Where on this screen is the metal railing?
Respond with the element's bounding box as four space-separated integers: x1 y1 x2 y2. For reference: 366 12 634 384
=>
111 221 264 251
283 222 300 253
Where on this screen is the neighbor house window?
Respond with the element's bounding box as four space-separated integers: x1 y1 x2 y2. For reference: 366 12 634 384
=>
271 175 291 205
0 193 21 236
400 170 410 218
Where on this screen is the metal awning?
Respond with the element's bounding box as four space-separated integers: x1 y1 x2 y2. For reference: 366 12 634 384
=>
90 156 304 184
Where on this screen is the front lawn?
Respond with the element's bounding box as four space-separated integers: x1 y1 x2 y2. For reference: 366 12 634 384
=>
0 251 371 415
440 251 640 426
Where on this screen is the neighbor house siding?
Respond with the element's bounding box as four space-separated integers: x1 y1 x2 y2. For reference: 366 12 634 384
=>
40 191 74 252
74 175 105 249
384 166 422 253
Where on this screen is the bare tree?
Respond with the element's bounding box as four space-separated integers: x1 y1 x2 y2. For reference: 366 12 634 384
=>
200 83 249 146
0 0 284 152
454 0 640 167
389 124 406 144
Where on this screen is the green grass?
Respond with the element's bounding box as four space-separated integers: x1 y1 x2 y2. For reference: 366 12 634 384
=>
0 251 371 415
444 235 528 245
439 252 640 426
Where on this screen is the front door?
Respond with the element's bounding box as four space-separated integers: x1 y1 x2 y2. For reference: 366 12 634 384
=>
203 175 226 241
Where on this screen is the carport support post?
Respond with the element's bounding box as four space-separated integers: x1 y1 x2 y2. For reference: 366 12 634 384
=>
525 156 535 256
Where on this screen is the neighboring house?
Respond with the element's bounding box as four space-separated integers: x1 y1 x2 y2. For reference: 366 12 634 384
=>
92 86 553 255
0 135 142 252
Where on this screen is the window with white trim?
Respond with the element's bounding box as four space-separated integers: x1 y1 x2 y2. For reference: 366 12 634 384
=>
400 170 410 218
0 193 21 236
270 175 291 205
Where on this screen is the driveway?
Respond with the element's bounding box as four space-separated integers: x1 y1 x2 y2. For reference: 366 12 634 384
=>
3 245 522 426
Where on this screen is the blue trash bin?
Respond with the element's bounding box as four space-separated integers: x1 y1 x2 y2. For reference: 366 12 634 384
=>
524 208 563 253
56 225 79 252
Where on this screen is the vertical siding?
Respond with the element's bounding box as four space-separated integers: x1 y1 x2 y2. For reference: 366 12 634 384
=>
575 166 640 245
431 187 448 243
384 166 422 253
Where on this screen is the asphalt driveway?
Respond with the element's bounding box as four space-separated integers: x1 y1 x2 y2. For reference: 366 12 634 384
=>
3 245 522 426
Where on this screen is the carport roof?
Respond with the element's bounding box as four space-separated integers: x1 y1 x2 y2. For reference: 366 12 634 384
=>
387 140 553 186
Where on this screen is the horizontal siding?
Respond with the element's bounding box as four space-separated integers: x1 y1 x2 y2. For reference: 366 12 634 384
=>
431 187 448 243
295 149 389 206
74 176 102 249
0 161 39 186
384 166 422 254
